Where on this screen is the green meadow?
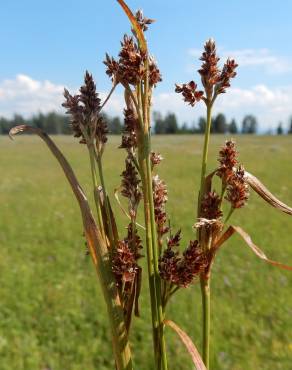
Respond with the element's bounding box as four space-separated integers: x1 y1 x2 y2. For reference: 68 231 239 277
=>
1 134 292 370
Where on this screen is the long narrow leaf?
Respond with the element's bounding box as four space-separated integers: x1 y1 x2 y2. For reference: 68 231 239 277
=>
116 0 147 52
213 225 292 271
164 319 207 370
245 171 292 215
9 125 133 369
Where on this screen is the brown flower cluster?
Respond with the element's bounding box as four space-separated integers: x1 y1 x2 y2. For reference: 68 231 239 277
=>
175 39 237 105
134 9 155 32
104 35 161 87
175 81 204 106
225 165 249 209
62 71 108 144
201 191 223 220
120 108 138 150
159 236 208 287
217 140 238 182
217 140 249 209
198 39 220 98
121 157 142 217
150 151 163 168
153 175 169 237
112 224 142 283
216 59 238 95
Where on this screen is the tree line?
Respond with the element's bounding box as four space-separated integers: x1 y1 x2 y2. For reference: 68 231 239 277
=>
1 111 292 135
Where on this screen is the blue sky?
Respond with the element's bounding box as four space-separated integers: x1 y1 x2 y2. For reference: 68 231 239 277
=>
1 0 292 131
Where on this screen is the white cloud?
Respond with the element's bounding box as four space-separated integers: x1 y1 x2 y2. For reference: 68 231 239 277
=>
188 47 292 74
1 75 292 131
0 74 126 119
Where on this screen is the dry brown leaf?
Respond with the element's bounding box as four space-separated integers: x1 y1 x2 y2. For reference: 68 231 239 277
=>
245 171 292 215
213 225 292 271
116 0 147 53
9 125 133 368
164 319 207 370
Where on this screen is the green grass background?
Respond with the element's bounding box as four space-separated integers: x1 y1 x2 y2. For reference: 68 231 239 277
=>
1 134 291 370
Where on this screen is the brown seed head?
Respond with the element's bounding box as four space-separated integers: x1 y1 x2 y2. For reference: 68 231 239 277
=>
134 9 155 32
217 140 238 182
62 72 107 144
201 191 223 219
62 89 85 143
120 108 138 150
198 39 220 98
150 151 163 168
121 157 142 216
216 58 238 94
153 175 169 236
112 240 138 283
149 56 162 86
175 81 204 106
225 165 249 209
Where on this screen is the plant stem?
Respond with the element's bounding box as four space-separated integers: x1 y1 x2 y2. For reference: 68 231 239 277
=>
200 277 211 369
88 145 105 239
224 207 234 225
96 152 116 247
198 101 213 369
136 74 168 369
199 103 213 200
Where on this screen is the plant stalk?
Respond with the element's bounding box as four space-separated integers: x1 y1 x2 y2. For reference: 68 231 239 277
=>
199 102 213 199
198 101 213 369
200 276 211 369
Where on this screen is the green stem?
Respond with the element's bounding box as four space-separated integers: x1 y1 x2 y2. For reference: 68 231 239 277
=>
198 101 213 369
88 145 105 239
199 103 213 201
145 152 168 370
224 207 234 225
200 277 211 369
137 76 168 369
96 152 116 248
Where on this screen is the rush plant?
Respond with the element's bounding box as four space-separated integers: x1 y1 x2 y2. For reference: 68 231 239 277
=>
9 1 292 369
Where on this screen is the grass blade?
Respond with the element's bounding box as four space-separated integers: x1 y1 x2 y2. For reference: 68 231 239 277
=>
213 224 292 271
9 125 133 370
245 171 292 215
116 0 147 52
164 319 207 370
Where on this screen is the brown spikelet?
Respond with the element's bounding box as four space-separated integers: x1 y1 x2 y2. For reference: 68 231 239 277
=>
153 175 169 236
216 58 238 94
198 39 220 98
217 140 238 182
120 157 142 217
225 165 249 209
175 81 204 106
201 191 223 219
134 9 155 32
120 108 138 150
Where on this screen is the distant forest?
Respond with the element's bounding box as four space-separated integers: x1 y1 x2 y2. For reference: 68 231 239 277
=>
1 111 292 135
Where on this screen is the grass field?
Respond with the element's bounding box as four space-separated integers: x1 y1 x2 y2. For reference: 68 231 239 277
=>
1 134 292 370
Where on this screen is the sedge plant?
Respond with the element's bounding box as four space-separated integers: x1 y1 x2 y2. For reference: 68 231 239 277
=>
9 1 292 369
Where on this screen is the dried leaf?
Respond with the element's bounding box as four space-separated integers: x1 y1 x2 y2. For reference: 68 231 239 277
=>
164 320 207 370
245 171 292 216
213 225 292 271
117 0 147 53
9 125 132 366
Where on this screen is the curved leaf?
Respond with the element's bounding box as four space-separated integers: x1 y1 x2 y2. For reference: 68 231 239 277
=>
213 225 292 271
164 319 207 370
117 0 147 53
9 125 133 369
245 171 292 216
